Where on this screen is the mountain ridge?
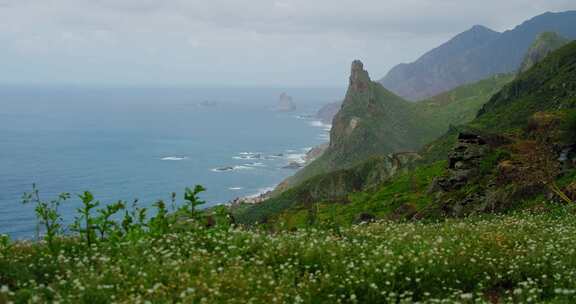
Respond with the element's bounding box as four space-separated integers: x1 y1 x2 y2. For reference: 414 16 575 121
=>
379 10 576 101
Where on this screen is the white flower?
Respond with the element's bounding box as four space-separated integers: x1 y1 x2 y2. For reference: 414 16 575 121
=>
0 285 9 293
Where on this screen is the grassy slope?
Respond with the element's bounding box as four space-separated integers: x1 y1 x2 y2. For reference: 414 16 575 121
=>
259 41 576 228
236 74 514 224
473 41 576 132
2 208 576 303
415 73 515 132
272 161 446 229
290 75 513 186
519 32 571 73
235 155 411 224
286 82 421 187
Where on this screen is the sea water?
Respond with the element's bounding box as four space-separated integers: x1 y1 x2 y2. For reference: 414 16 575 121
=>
0 86 341 238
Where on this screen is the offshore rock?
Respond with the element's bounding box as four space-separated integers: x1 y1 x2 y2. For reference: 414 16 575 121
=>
276 92 296 112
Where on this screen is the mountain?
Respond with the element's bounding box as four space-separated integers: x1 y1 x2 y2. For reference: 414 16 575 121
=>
240 41 576 228
234 63 513 224
518 32 571 73
282 61 426 187
379 11 576 101
285 61 513 188
420 40 576 218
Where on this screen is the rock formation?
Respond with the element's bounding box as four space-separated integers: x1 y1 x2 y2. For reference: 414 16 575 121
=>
276 92 296 112
518 32 570 73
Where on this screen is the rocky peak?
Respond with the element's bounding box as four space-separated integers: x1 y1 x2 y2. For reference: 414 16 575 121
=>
468 24 497 34
349 60 371 92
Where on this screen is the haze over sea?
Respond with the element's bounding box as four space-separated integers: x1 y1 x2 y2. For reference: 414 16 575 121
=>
0 86 341 239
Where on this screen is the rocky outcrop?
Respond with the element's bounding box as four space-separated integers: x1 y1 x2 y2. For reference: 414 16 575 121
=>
429 133 489 192
304 144 328 163
283 59 437 189
519 32 570 73
349 60 371 92
276 93 296 112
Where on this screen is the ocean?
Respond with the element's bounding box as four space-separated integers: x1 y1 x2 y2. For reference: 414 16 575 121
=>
0 86 342 239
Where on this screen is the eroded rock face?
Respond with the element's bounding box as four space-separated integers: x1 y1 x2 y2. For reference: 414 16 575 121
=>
431 133 489 192
329 60 373 151
349 60 371 92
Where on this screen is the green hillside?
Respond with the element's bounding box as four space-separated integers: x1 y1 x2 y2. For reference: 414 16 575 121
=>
237 66 513 224
285 63 513 189
242 41 576 228
3 198 576 303
519 31 571 73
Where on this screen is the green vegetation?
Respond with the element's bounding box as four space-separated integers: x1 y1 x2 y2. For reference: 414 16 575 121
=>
415 74 515 133
519 32 571 73
235 154 421 225
267 161 446 230
2 199 576 303
240 72 514 224
3 22 576 304
475 41 576 132
239 41 576 228
288 69 513 188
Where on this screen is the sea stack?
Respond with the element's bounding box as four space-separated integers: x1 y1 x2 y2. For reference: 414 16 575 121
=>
276 92 296 112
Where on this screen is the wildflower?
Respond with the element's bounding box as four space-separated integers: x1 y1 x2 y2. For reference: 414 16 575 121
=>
460 293 473 300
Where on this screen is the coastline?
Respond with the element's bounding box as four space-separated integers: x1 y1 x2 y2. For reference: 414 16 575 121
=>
227 141 329 206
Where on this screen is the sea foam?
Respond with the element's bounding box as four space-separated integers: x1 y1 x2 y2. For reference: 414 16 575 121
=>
161 156 188 161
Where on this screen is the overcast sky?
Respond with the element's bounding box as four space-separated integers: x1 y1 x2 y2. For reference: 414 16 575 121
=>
0 0 574 87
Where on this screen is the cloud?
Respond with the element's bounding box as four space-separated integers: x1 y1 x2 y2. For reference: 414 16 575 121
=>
0 0 574 86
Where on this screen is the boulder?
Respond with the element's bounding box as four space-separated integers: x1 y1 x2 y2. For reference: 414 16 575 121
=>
354 212 376 224
388 203 418 221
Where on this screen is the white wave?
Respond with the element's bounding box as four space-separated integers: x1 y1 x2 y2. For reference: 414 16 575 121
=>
295 114 315 120
233 155 262 160
264 153 284 159
161 156 188 161
211 165 254 173
233 152 262 160
309 120 332 131
246 186 275 198
286 153 306 164
228 187 244 190
309 120 324 127
245 162 266 167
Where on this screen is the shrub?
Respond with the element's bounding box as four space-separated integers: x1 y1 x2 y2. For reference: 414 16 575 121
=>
21 184 70 253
